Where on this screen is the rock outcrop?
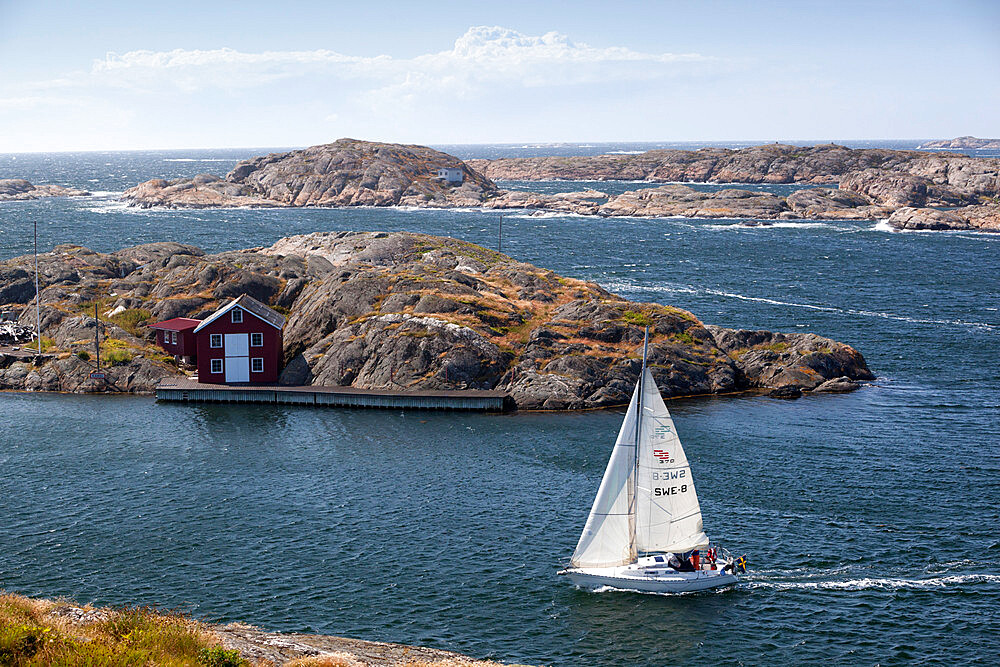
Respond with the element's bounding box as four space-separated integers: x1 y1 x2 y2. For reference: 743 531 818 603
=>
0 179 89 201
487 184 890 221
123 139 499 209
0 232 873 407
887 204 1000 231
918 136 1000 150
473 143 1000 230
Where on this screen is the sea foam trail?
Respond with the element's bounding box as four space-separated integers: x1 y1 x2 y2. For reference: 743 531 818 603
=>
601 279 1000 333
746 573 1000 592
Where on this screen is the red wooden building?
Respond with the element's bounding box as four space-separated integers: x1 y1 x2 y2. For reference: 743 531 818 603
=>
149 317 200 365
192 294 285 384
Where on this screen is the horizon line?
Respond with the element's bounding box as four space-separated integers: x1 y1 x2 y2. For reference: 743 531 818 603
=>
0 137 964 156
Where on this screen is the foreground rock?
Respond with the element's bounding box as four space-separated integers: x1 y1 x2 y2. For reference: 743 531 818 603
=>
0 178 89 201
2 593 518 666
123 139 499 209
0 232 873 406
918 136 1000 150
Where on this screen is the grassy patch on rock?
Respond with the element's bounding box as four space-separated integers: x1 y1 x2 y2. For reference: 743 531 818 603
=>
0 593 213 666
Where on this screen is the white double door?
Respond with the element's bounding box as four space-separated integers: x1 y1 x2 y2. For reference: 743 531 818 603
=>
224 333 250 382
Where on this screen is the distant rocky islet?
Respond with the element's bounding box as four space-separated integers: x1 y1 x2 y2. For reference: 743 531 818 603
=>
119 139 1000 232
0 178 89 201
917 136 1000 150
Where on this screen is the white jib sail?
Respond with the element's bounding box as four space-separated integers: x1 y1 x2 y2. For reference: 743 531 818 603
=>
570 381 640 568
634 368 709 554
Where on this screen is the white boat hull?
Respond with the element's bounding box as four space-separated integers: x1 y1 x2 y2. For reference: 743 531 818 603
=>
564 566 738 594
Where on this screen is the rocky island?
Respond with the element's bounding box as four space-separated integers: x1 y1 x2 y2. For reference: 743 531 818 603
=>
122 139 1000 232
123 139 498 209
0 178 89 201
0 231 872 407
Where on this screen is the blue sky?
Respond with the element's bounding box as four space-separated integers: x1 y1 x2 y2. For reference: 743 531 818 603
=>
1 0 997 151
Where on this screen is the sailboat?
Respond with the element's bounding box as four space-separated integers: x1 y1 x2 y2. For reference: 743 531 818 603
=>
560 327 746 594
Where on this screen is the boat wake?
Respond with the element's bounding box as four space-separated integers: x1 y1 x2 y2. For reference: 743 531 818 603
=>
745 573 1000 592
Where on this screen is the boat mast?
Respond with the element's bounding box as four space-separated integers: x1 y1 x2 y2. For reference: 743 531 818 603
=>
628 325 649 561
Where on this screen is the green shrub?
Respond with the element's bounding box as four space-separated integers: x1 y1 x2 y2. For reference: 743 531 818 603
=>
672 331 697 345
104 349 132 365
622 310 654 327
76 350 91 361
198 646 249 667
109 308 152 337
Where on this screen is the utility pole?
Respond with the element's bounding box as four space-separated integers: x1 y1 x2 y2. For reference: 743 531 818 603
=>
94 302 101 370
498 212 503 254
34 220 41 354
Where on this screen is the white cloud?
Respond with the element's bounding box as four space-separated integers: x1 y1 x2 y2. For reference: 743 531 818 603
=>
0 26 727 150
80 26 714 94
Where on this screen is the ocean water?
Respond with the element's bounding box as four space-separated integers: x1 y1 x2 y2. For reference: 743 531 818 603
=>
1 143 999 665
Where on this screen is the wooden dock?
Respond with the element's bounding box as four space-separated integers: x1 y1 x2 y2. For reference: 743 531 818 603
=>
155 378 513 412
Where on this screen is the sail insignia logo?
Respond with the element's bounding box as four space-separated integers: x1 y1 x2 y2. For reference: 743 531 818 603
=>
653 449 671 462
653 424 673 438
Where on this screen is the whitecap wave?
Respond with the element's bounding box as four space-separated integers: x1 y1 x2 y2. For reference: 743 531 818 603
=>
507 211 591 220
704 221 832 231
872 219 1000 238
162 158 233 162
873 220 895 232
599 279 999 332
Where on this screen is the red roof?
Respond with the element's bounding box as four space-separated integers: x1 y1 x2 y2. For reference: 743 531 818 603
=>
149 317 201 332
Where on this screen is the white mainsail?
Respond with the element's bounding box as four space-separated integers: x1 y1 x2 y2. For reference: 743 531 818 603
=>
570 366 708 569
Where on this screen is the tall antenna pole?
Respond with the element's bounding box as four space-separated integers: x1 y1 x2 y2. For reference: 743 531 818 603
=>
498 212 503 254
34 221 41 354
94 302 101 370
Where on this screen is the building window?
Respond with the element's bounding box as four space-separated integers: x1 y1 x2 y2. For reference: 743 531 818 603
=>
160 331 167 345
250 332 263 347
210 334 222 348
251 357 263 373
210 358 223 374
231 308 243 324
171 331 178 344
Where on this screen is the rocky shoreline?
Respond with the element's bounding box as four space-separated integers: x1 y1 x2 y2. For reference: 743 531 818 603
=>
0 231 873 407
0 178 89 201
119 139 1000 232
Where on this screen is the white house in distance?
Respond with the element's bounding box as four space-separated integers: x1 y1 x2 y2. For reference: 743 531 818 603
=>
436 167 464 184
